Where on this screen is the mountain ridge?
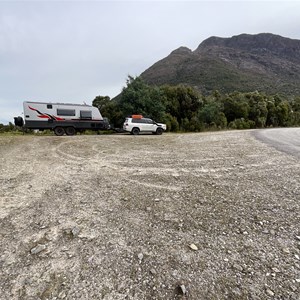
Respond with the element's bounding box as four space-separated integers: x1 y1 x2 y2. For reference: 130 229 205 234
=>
140 33 300 96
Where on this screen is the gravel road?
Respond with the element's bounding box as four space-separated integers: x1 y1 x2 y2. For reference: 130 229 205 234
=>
0 130 299 300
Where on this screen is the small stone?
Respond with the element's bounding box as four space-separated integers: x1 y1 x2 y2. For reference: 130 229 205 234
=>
71 227 80 237
295 278 300 283
272 267 280 273
30 244 46 255
266 288 274 296
150 268 157 275
146 207 152 212
282 248 290 254
295 236 300 241
295 254 300 260
224 258 229 262
232 287 242 296
290 285 297 292
154 198 160 202
138 253 143 261
189 244 198 251
233 263 243 272
179 284 187 295
58 291 66 298
270 229 275 235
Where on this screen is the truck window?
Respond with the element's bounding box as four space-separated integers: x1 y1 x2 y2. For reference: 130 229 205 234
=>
57 109 76 116
80 110 92 119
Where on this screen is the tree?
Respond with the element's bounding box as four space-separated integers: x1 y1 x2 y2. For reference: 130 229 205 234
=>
247 92 268 127
223 93 249 123
92 96 111 110
276 101 290 126
120 76 166 121
161 84 203 130
92 95 123 128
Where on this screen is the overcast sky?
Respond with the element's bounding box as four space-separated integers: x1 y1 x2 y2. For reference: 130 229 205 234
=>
1 0 300 124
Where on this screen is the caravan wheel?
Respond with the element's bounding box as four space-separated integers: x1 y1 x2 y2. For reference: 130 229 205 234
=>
54 127 65 136
66 126 76 136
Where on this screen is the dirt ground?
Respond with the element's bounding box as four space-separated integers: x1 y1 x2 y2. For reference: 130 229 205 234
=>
0 130 299 300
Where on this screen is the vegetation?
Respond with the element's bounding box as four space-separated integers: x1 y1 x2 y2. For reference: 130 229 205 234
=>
0 122 21 134
92 76 300 132
2 76 299 134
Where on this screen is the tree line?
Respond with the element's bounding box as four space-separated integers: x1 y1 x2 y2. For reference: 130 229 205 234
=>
93 76 300 131
0 122 17 133
2 76 299 133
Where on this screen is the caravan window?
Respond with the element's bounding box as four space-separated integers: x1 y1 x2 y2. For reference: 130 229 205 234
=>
57 109 76 116
80 110 92 119
47 104 52 109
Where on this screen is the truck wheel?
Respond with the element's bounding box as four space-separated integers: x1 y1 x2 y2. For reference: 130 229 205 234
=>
66 126 76 136
54 127 65 136
156 127 163 135
132 128 140 135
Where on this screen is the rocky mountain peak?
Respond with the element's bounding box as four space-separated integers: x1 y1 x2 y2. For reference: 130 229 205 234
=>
170 46 192 55
140 33 300 96
196 33 300 59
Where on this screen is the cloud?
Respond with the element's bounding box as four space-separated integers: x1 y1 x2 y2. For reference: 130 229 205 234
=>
1 1 300 124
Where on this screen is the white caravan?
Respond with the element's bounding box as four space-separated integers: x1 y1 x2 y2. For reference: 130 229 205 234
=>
14 101 110 136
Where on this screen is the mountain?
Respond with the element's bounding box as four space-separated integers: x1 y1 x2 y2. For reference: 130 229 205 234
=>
140 33 300 96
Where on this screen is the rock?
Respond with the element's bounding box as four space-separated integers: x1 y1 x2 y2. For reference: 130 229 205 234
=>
295 235 300 241
71 227 80 237
282 248 290 254
150 268 157 275
295 254 299 260
138 253 144 261
266 288 274 296
272 267 280 273
233 263 243 272
290 285 297 292
232 287 242 296
189 244 198 251
154 198 160 202
295 278 300 283
179 284 187 295
30 244 46 255
146 207 152 212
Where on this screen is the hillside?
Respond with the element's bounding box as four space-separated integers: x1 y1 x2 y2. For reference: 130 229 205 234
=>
140 33 300 96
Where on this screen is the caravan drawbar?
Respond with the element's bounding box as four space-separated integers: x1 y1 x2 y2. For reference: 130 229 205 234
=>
14 101 110 136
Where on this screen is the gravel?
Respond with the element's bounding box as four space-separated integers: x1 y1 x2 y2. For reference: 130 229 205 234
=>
0 130 299 299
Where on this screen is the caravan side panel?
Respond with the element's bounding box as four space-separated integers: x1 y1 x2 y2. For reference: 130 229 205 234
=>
23 101 108 130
